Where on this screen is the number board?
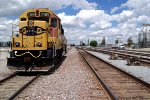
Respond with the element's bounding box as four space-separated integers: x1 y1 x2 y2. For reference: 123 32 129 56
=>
40 12 50 17
28 12 35 17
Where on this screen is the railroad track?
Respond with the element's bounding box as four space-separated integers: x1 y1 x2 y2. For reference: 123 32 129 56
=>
101 49 150 65
0 47 69 99
107 49 150 57
82 46 150 57
89 47 150 58
78 49 150 100
0 72 41 100
67 47 72 53
123 49 150 53
83 47 150 64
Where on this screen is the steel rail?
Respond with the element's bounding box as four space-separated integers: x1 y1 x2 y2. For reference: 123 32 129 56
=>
109 49 149 58
84 47 149 57
121 49 150 53
0 72 18 83
67 47 72 53
84 49 150 89
8 74 41 100
78 49 118 100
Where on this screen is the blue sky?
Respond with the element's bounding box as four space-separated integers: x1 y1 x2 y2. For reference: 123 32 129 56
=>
0 0 150 44
88 0 127 13
54 0 127 15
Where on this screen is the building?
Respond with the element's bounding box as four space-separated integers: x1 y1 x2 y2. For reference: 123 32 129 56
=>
139 24 150 48
0 42 11 47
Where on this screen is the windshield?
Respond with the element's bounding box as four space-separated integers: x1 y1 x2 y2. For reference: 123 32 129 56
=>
29 17 49 23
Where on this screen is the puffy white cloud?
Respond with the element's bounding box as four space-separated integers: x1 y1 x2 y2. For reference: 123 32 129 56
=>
110 0 150 43
58 10 113 44
59 10 112 30
58 12 86 28
0 0 97 17
0 25 7 31
111 0 150 16
137 15 150 24
90 21 112 30
111 10 135 23
0 17 18 42
124 0 150 16
111 6 122 14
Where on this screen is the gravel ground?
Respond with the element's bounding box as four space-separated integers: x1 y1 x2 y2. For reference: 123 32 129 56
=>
0 49 14 80
0 59 13 80
87 50 150 84
17 48 108 100
0 51 9 60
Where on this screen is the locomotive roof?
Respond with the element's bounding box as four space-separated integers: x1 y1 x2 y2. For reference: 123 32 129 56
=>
19 8 60 20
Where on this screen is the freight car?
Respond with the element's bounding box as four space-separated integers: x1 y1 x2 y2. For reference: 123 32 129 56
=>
7 8 67 71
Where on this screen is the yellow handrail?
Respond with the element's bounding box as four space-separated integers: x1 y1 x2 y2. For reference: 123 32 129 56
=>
15 51 42 58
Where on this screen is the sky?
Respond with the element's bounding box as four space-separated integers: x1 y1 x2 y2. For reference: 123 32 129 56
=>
0 0 150 45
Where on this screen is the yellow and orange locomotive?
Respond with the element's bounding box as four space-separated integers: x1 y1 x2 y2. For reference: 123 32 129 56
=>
7 8 67 71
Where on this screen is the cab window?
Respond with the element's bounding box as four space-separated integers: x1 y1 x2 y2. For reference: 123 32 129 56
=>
29 17 49 23
21 18 26 21
51 18 57 28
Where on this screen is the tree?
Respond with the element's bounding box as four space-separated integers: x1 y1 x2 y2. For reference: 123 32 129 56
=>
101 37 105 45
127 37 133 47
81 43 85 46
90 40 97 47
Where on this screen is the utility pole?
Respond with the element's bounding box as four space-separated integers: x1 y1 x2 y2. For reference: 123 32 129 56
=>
88 38 89 46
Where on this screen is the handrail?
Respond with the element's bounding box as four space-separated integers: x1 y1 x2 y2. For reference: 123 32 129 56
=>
15 51 42 58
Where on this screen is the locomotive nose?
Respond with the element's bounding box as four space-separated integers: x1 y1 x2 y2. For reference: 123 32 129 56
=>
16 21 48 50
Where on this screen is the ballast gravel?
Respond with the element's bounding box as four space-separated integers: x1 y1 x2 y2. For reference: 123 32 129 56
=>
0 59 13 80
17 48 106 100
0 50 13 80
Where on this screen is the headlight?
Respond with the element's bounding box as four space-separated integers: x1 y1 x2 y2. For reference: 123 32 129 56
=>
15 42 20 47
37 42 42 47
16 34 19 37
14 51 17 53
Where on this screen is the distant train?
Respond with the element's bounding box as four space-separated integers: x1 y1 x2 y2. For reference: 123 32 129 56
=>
7 8 67 71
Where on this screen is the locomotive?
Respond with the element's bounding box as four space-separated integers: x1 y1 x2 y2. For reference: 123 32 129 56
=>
7 8 67 71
